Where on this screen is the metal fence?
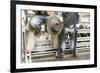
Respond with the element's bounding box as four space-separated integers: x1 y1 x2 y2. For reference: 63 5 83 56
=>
77 29 90 49
25 29 90 62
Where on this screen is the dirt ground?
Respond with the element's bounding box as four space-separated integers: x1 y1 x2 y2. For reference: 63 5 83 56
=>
31 50 90 62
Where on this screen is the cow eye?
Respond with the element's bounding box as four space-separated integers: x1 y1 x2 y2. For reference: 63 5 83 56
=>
55 23 59 26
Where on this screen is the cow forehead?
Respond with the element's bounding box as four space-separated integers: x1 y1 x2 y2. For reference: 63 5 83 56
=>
49 19 60 24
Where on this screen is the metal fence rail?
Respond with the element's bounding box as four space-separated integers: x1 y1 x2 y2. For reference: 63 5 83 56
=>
77 37 90 49
77 29 90 33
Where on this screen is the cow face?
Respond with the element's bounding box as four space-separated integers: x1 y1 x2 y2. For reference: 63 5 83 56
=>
47 16 63 35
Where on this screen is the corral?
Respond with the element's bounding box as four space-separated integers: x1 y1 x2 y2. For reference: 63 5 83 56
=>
21 10 90 63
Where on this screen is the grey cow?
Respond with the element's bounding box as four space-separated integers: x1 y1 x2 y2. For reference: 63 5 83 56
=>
56 12 79 58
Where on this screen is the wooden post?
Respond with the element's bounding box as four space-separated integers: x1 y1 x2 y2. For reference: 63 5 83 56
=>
51 35 59 49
